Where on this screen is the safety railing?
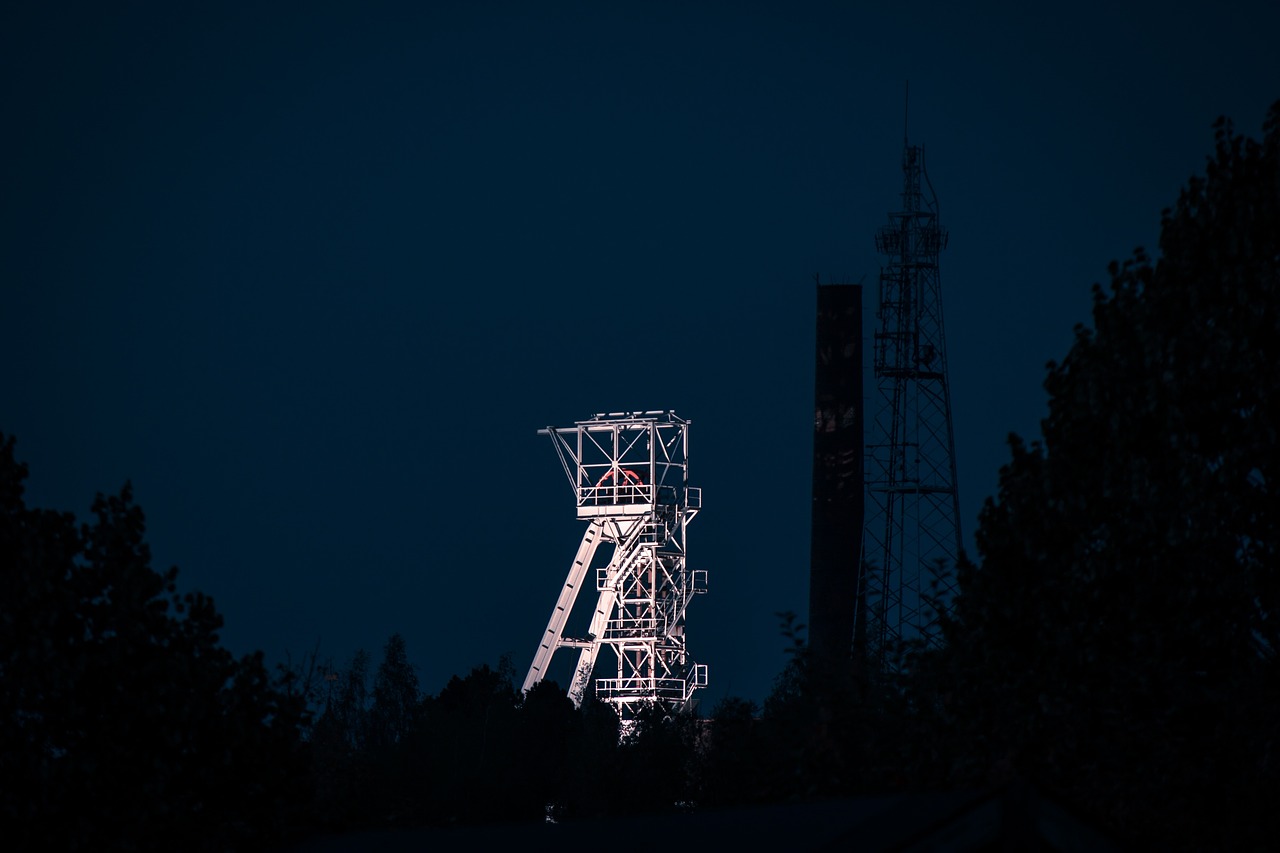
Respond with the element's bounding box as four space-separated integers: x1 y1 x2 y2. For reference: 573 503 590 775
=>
578 483 653 507
596 676 692 704
596 667 706 703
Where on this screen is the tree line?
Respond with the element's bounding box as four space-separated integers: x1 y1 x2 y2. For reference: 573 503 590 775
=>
3 98 1277 851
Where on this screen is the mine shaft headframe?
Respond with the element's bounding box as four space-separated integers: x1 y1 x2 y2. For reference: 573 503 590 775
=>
538 410 698 521
524 409 707 717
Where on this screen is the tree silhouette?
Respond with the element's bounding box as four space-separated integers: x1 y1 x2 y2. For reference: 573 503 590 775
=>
369 633 418 749
307 647 374 830
512 679 579 822
930 100 1280 849
0 433 309 851
416 658 522 825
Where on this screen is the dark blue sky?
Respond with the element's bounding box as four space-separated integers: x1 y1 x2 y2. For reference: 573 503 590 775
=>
4 1 1277 706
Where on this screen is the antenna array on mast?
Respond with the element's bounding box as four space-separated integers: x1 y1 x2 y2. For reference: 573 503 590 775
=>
860 116 963 671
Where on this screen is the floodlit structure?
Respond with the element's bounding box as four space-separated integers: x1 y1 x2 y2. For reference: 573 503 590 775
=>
861 127 963 671
523 411 706 723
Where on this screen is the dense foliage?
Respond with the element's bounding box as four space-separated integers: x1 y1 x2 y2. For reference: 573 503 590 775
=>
926 100 1280 848
0 434 311 851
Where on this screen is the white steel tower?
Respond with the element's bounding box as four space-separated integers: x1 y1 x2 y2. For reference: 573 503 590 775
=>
523 411 707 723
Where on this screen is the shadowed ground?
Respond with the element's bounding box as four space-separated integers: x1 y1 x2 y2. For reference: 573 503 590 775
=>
283 783 1122 852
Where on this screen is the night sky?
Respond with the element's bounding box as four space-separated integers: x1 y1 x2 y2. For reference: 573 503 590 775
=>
4 2 1277 707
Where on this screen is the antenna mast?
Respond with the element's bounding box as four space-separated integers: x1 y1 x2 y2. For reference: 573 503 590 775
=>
904 80 909 146
861 101 963 673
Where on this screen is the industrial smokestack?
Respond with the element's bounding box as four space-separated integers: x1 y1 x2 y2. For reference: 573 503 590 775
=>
808 282 864 662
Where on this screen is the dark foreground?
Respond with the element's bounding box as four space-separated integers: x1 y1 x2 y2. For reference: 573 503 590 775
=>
284 782 1124 852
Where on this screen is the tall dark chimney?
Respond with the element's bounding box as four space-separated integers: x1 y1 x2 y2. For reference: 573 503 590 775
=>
808 282 864 661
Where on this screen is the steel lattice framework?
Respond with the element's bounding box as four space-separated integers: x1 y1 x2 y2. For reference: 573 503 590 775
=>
523 411 706 723
861 138 962 671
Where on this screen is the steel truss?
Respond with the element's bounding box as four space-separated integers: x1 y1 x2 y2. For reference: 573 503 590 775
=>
861 140 962 672
523 411 706 723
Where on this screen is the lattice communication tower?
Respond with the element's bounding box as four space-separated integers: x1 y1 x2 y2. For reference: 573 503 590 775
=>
523 411 706 723
860 133 962 671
